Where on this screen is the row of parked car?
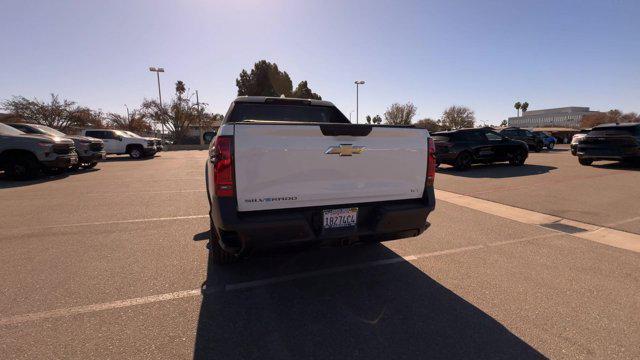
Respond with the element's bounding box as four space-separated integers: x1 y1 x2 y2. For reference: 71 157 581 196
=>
431 126 556 170
432 122 640 171
0 123 163 180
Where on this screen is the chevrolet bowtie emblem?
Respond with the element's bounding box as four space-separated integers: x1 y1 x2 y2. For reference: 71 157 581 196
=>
325 144 366 156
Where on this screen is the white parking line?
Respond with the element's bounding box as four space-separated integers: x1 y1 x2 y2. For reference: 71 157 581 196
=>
436 189 640 253
0 233 558 327
41 215 209 229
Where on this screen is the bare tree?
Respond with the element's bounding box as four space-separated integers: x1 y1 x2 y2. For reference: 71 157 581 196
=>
440 106 476 130
1 94 104 132
414 118 441 132
106 110 152 133
384 102 417 125
581 109 639 128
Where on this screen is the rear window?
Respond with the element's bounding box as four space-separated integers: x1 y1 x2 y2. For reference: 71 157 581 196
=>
228 102 350 124
432 135 451 142
590 126 639 137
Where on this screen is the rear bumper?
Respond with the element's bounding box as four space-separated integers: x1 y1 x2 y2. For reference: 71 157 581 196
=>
210 188 436 254
577 145 640 160
41 154 78 168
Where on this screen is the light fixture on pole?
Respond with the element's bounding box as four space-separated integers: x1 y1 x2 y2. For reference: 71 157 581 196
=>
354 80 365 124
149 67 165 142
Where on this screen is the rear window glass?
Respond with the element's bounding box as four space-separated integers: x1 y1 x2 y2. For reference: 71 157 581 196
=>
228 103 349 124
590 126 639 137
432 135 451 142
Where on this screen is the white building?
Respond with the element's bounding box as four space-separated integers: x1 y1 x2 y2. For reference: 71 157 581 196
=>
508 107 599 129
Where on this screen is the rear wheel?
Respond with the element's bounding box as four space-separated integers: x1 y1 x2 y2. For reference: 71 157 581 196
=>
578 157 593 166
208 218 237 265
454 152 473 171
547 142 555 150
5 154 40 180
509 148 527 166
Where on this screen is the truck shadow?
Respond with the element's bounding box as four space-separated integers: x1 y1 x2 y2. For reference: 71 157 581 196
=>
438 164 556 178
193 243 543 359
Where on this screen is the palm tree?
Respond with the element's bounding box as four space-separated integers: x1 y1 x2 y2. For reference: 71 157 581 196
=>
514 102 522 117
521 102 529 114
175 81 186 96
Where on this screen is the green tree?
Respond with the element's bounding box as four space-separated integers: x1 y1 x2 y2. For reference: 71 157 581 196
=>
384 102 417 125
235 60 293 97
372 115 382 124
514 102 522 117
440 106 476 130
291 80 322 100
500 119 508 127
365 115 372 124
521 102 529 114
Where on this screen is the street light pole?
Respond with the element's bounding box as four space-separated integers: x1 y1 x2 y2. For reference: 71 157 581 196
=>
196 90 204 145
149 67 165 142
354 80 365 124
124 104 130 123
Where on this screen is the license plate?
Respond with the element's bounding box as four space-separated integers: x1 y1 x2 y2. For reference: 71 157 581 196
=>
323 208 358 229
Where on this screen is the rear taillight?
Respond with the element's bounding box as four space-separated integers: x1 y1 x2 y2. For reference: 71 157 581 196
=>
211 136 234 197
426 137 436 187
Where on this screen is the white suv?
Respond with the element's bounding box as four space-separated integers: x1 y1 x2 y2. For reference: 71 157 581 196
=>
80 129 156 159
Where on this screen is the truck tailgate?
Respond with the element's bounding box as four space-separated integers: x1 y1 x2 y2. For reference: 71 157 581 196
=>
234 123 428 212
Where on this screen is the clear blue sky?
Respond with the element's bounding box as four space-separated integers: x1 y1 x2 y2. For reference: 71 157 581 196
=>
1 0 639 125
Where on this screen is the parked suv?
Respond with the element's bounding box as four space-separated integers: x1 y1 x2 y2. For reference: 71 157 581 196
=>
0 123 78 179
571 129 591 156
80 129 156 159
576 123 640 165
499 127 544 152
8 123 105 169
433 127 529 170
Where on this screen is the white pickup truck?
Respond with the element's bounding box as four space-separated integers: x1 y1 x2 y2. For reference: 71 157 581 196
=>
205 96 436 264
80 129 157 159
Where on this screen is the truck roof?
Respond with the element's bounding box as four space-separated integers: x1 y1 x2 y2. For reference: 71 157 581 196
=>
233 96 335 107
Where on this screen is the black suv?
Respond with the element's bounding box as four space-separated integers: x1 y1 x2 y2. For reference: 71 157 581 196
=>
576 123 640 166
499 127 544 152
433 127 529 170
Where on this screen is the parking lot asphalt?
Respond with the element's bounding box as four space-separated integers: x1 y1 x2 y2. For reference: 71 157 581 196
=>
1 149 639 359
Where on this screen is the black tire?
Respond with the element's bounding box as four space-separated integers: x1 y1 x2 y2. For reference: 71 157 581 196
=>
547 142 555 150
128 146 143 159
578 157 593 166
82 162 98 169
5 154 40 180
454 152 473 171
208 218 237 265
509 148 527 166
533 143 543 152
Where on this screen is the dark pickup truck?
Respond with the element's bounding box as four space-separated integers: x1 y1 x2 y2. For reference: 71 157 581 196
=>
577 123 640 165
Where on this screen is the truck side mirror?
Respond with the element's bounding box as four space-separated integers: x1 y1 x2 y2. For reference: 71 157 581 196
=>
203 131 216 143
